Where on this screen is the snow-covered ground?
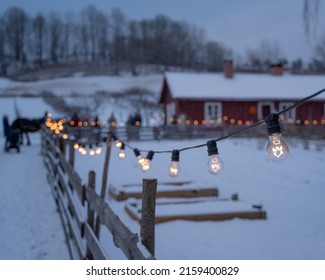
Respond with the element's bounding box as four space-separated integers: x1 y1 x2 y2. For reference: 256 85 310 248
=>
0 134 70 259
0 74 163 97
0 76 324 260
74 137 325 260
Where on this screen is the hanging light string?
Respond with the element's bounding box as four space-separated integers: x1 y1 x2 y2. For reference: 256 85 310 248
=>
46 88 324 176
114 88 325 155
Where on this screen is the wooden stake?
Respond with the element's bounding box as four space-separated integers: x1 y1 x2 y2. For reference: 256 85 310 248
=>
59 138 66 154
140 178 157 256
69 141 75 167
95 133 113 237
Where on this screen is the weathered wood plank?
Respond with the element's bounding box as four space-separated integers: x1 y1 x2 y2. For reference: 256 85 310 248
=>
57 152 85 204
57 166 85 233
84 224 109 260
57 189 86 259
85 187 151 260
125 199 267 224
109 186 218 201
86 171 96 259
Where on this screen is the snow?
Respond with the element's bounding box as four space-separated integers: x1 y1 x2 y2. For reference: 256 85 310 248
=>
165 72 325 100
0 75 324 260
85 138 325 260
0 134 70 259
0 74 163 97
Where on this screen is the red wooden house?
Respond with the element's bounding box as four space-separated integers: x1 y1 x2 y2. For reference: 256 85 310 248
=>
159 68 325 127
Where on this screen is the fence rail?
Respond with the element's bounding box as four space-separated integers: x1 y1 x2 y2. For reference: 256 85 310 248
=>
64 123 325 144
41 128 152 260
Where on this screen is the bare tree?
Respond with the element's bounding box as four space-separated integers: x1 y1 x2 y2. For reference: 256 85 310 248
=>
0 15 7 74
3 7 28 70
303 0 320 41
48 12 62 65
31 13 47 67
110 8 127 74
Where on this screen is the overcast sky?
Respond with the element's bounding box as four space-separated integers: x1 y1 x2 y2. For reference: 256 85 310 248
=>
0 0 324 62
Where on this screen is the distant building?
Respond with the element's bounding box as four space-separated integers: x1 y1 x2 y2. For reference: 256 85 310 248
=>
159 66 325 127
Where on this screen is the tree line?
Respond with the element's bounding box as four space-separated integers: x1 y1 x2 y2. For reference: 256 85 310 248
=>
0 6 324 76
0 6 232 76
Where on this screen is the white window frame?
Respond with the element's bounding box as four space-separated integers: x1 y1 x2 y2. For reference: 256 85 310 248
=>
279 102 296 122
204 102 222 125
258 101 274 120
166 102 175 123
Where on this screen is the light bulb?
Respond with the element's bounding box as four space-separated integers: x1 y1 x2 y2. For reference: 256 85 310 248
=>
118 149 126 159
168 161 181 177
115 140 122 148
89 148 95 156
266 133 289 162
141 159 151 172
95 145 102 155
73 143 79 150
168 150 181 177
265 113 289 162
133 148 145 166
208 154 224 174
118 143 126 159
141 151 154 172
207 140 224 175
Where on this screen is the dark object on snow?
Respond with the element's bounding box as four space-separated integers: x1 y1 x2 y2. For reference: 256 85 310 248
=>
11 118 42 145
5 127 20 153
3 115 10 137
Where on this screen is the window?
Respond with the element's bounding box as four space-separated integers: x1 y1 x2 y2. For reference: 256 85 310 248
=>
204 102 222 125
166 103 175 124
279 102 296 122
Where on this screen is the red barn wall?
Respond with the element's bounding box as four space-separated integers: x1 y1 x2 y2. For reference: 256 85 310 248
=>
222 101 258 123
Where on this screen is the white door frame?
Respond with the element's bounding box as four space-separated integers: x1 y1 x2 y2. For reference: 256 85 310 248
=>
258 101 274 120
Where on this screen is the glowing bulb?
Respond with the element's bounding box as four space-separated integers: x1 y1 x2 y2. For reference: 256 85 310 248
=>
168 161 181 177
266 133 289 162
118 149 126 159
73 143 79 150
208 154 224 174
141 151 154 172
207 140 224 175
133 148 145 166
95 145 102 155
115 140 122 148
89 146 95 156
168 150 181 177
265 114 290 162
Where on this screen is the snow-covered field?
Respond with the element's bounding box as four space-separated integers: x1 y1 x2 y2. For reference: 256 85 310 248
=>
0 75 324 260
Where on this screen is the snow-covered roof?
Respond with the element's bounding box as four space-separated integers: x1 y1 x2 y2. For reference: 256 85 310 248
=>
164 72 325 100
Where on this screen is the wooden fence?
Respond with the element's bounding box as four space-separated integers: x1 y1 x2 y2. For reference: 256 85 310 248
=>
41 128 153 260
65 123 325 144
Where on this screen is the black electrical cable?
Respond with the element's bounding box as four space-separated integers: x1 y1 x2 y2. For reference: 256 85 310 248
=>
67 88 324 155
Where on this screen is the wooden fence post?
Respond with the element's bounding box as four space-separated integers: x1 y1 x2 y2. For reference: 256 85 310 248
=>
95 133 113 237
59 138 66 155
69 141 75 167
140 178 157 256
86 170 96 259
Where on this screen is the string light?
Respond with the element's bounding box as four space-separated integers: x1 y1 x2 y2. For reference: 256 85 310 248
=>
133 148 145 166
89 145 95 156
206 140 224 175
141 151 154 172
95 144 102 155
118 143 126 159
168 150 181 177
47 88 324 175
265 114 290 162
